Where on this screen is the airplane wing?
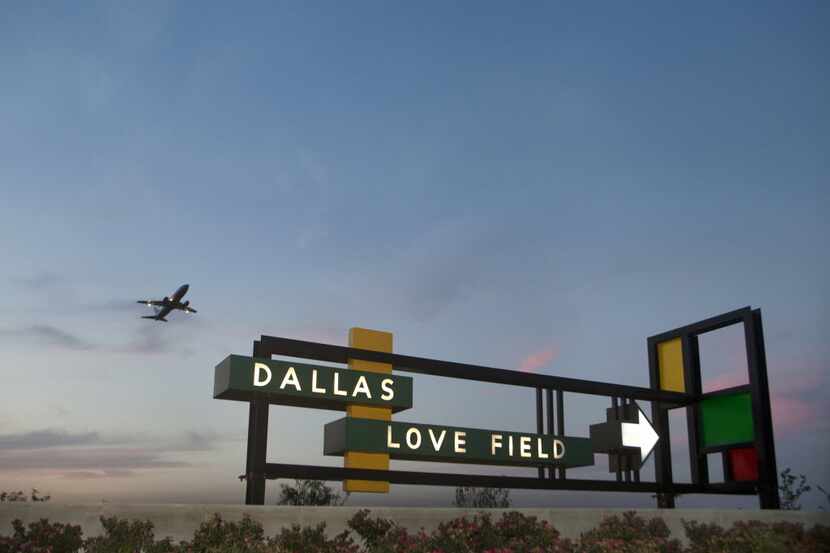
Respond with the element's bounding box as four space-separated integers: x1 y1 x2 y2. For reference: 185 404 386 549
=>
185 307 198 314
137 300 166 307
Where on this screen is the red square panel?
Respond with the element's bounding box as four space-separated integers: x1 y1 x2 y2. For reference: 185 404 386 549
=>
728 447 759 481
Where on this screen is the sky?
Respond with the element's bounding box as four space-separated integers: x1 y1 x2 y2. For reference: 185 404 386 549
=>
0 1 828 509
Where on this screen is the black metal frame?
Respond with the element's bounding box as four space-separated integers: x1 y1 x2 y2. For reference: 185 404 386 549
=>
647 306 779 509
240 307 777 508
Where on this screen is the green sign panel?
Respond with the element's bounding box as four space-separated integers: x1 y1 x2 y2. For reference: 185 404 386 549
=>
324 417 594 468
701 392 754 448
214 355 413 412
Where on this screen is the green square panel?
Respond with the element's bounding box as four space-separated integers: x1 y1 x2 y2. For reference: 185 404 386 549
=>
701 392 754 448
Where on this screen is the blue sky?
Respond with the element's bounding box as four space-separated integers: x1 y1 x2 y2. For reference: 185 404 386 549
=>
1 1 828 508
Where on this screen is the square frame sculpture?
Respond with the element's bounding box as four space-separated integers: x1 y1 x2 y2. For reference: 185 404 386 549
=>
647 307 779 509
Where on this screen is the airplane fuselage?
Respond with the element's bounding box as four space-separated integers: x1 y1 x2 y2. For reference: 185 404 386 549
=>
138 284 197 321
164 284 189 308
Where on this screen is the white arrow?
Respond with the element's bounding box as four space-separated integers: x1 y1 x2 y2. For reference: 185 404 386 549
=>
620 406 659 462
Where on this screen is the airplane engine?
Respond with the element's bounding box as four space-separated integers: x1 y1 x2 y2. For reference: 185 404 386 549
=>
163 296 169 303
183 300 190 307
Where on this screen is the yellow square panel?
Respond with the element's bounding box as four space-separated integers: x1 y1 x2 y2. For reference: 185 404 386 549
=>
657 337 685 393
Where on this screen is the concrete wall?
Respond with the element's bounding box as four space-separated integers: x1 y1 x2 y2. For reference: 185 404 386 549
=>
2 503 828 545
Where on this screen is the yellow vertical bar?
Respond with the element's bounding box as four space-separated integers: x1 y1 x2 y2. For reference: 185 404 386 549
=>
657 337 685 393
344 327 392 493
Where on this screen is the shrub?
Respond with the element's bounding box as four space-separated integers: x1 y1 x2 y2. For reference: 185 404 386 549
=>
277 479 348 506
348 510 572 553
84 516 177 553
2 506 829 552
0 518 83 553
577 511 681 553
347 509 402 551
186 513 268 552
684 519 830 553
347 509 428 553
454 486 511 509
484 511 571 553
0 489 51 503
817 485 830 511
779 467 811 510
270 522 358 553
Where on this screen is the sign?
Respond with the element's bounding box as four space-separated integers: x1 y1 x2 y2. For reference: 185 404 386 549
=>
324 417 594 468
220 307 779 509
589 402 659 468
214 355 413 412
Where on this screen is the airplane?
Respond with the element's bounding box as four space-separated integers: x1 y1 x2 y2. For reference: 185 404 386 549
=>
136 283 197 322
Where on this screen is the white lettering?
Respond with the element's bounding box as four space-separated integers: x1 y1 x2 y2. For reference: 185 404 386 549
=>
491 434 503 455
428 428 447 451
536 437 549 459
352 375 372 399
253 362 272 387
553 439 565 460
454 431 466 453
332 372 348 396
387 425 400 449
380 378 395 401
406 428 422 449
520 436 532 458
311 369 326 394
508 435 514 456
279 366 301 391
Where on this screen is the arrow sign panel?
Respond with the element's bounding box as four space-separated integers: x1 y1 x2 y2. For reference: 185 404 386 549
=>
621 407 659 461
589 401 659 468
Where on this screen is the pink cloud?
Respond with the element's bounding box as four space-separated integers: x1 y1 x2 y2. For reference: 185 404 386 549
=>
519 346 559 372
701 363 827 433
771 395 821 432
703 370 748 393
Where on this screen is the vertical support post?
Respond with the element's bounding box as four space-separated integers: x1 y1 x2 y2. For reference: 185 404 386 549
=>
536 388 544 479
683 334 708 487
745 310 780 509
545 389 554 479
648 339 675 508
722 451 734 482
556 389 565 479
611 397 622 482
244 340 269 505
624 398 633 482
344 327 393 493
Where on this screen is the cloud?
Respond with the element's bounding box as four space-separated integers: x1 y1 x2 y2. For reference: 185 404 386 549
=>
119 325 179 354
59 469 134 479
0 320 195 355
702 362 829 434
518 346 560 372
772 396 820 431
0 448 188 472
171 431 221 452
0 324 96 351
395 218 504 322
0 429 99 449
703 371 747 393
0 427 228 453
28 324 96 350
280 324 348 345
0 428 227 476
84 299 141 313
10 272 64 290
